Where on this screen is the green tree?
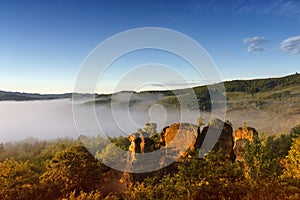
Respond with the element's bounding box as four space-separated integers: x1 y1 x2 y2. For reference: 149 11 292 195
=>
144 123 157 136
290 123 300 138
244 134 263 179
197 117 205 127
245 133 294 180
143 123 160 150
40 145 106 199
109 136 131 151
82 135 111 155
0 143 4 154
282 137 300 179
95 143 127 167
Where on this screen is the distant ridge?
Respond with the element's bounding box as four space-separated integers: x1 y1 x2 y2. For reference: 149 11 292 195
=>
0 73 299 101
0 90 72 101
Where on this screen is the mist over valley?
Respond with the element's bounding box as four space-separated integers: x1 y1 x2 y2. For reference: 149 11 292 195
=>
1 74 299 143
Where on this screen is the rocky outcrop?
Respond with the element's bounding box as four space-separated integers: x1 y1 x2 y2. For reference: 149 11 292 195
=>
234 127 257 142
196 119 235 161
126 124 199 183
125 120 255 184
160 123 199 158
128 131 154 162
159 120 235 161
233 127 258 163
128 133 142 162
126 131 155 183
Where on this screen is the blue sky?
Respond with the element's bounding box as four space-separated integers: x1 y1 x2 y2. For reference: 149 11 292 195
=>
0 0 299 94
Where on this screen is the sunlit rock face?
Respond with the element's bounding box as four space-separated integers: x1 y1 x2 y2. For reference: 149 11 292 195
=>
126 120 241 168
125 119 238 184
233 127 258 163
159 120 235 161
160 123 199 158
128 133 142 162
197 119 235 161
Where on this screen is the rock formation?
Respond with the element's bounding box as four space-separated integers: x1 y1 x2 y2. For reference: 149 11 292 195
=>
233 126 258 164
159 120 235 161
234 126 257 142
128 131 154 162
126 130 155 183
125 119 255 184
160 123 199 158
197 119 235 161
128 133 142 162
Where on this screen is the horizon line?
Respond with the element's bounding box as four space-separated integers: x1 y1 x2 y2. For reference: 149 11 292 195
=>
1 72 298 95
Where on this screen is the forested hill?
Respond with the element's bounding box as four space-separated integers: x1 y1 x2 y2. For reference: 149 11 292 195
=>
223 72 300 93
0 73 299 101
0 90 72 101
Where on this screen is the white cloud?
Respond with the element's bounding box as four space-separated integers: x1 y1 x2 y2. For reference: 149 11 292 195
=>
247 44 266 52
280 36 300 55
243 36 269 53
243 36 268 44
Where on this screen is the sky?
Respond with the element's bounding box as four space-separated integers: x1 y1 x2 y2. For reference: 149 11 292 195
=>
0 0 299 94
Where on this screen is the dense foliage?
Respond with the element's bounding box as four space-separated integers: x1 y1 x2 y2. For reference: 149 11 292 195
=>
223 73 300 93
0 158 39 200
0 123 299 199
40 144 107 199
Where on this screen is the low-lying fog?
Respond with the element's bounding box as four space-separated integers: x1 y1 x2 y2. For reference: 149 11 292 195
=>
0 98 298 143
0 99 77 142
0 99 202 143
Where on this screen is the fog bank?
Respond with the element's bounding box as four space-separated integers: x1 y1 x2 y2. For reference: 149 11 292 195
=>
0 98 298 143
